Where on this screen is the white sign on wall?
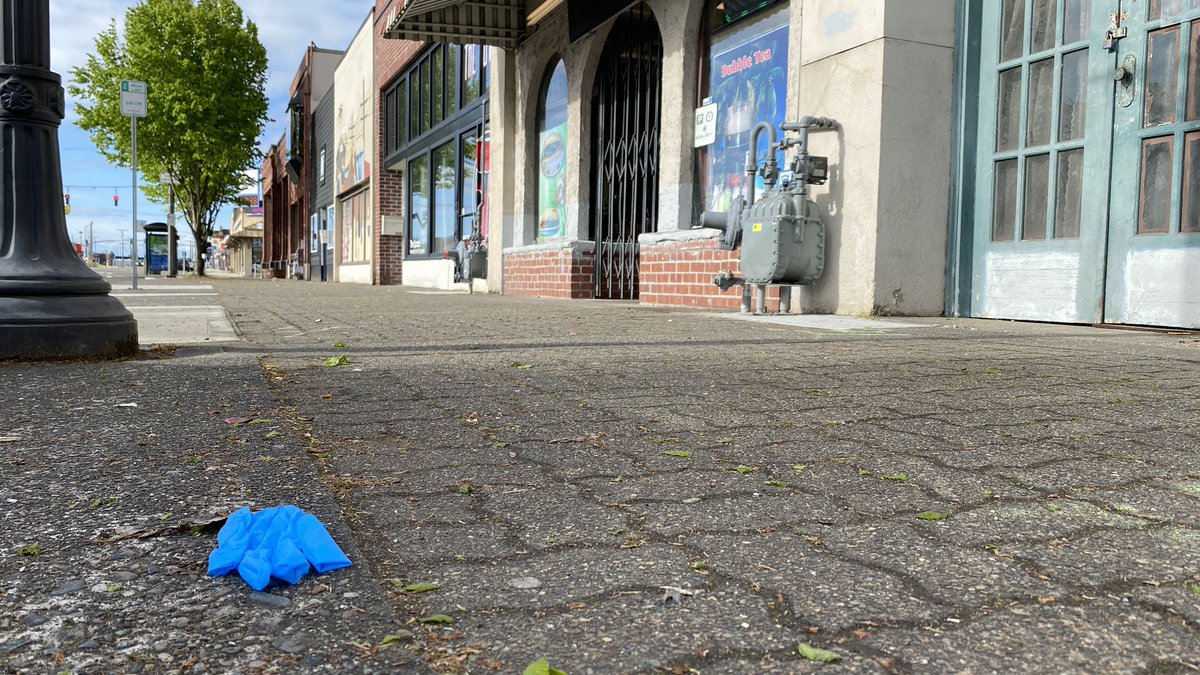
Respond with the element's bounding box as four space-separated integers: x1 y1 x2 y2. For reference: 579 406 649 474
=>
120 80 147 117
693 103 718 148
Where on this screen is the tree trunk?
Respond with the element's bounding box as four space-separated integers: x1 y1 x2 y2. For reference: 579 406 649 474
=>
193 229 208 276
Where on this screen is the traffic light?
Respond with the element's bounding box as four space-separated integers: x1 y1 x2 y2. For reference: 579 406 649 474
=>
113 193 119 207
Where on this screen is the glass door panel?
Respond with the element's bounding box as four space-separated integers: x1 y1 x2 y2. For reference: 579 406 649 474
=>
432 141 457 255
409 155 430 255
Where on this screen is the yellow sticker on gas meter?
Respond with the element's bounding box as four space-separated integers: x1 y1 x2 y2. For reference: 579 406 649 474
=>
751 223 763 233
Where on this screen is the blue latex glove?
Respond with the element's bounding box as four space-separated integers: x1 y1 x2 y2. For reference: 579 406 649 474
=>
208 506 351 589
295 513 352 574
207 506 253 576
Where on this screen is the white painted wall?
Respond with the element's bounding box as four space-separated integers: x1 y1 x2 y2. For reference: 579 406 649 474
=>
333 16 375 283
339 262 373 285
404 259 457 289
798 0 955 316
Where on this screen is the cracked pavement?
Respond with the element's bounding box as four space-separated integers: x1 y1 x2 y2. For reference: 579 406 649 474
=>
4 278 1200 673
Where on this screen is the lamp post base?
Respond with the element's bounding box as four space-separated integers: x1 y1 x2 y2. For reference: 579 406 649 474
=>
0 295 138 360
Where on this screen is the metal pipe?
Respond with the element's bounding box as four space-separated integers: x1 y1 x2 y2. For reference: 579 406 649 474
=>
741 285 752 313
755 284 767 315
779 286 792 314
744 122 778 205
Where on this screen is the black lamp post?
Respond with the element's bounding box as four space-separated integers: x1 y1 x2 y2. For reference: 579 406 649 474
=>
0 0 138 359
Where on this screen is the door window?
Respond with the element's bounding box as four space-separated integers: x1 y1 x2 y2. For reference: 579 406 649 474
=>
990 0 1090 242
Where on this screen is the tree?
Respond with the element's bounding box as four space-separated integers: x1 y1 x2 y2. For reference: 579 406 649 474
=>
69 0 268 276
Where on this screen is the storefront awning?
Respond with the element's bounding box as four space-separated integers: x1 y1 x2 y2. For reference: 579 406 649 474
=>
566 0 635 42
384 0 526 49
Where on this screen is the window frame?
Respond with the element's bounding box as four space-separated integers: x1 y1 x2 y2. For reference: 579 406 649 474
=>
383 43 491 258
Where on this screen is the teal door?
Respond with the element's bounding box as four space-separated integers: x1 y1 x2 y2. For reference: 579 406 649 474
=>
1105 1 1200 327
968 0 1200 328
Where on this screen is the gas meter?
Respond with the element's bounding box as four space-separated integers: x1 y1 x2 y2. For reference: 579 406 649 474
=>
695 116 839 314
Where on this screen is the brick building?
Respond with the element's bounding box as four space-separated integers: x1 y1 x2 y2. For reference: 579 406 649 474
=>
259 138 288 278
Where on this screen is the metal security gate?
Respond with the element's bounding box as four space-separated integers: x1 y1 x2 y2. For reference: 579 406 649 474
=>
590 3 662 300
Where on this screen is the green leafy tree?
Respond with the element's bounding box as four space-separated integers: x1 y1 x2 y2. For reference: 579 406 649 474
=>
68 0 268 276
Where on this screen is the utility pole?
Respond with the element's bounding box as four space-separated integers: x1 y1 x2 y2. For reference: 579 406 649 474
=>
0 0 137 359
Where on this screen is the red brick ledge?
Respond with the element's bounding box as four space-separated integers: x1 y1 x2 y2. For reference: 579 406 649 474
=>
639 230 782 311
503 240 595 299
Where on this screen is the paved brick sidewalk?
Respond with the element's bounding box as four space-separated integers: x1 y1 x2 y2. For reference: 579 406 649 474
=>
208 279 1200 673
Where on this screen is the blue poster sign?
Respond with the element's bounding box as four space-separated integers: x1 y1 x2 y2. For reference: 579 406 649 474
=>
706 15 789 211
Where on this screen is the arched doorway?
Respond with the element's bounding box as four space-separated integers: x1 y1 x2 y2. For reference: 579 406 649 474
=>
590 3 663 300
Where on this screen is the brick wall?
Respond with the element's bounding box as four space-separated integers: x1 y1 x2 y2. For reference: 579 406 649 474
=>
504 248 595 299
373 0 425 286
640 237 782 311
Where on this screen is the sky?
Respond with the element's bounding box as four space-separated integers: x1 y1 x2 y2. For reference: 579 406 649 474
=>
49 0 370 257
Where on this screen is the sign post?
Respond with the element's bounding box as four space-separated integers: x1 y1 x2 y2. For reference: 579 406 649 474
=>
160 173 177 277
121 80 146 289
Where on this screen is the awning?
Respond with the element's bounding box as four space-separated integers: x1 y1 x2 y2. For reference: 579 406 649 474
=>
567 0 635 43
384 0 526 49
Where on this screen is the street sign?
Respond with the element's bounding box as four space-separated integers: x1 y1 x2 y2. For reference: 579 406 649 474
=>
693 102 718 148
120 80 147 118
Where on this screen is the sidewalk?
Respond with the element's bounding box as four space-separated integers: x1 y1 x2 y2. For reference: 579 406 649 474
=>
3 278 1199 673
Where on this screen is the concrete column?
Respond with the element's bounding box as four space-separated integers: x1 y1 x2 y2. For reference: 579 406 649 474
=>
648 0 702 233
797 0 955 316
487 46 518 290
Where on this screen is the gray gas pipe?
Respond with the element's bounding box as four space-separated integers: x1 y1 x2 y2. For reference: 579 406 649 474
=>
695 116 839 314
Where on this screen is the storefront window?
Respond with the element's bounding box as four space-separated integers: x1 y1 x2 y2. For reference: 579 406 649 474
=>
702 5 789 211
409 155 430 255
384 44 491 257
340 190 371 263
432 47 444 126
537 58 569 242
464 44 481 105
461 132 479 240
433 141 457 254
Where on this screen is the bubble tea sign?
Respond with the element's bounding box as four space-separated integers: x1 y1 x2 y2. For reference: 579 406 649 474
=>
537 62 569 243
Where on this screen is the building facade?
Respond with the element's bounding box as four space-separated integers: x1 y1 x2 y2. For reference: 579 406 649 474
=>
377 0 492 290
268 45 342 280
378 0 1199 329
311 81 336 282
260 138 289 278
227 205 264 278
334 16 377 285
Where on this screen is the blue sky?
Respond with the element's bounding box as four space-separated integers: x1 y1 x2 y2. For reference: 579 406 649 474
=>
50 0 370 257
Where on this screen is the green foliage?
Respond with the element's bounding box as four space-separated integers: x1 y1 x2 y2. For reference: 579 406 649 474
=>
663 450 693 458
68 0 269 276
917 511 948 521
797 643 841 663
523 660 568 675
322 355 350 367
417 614 454 625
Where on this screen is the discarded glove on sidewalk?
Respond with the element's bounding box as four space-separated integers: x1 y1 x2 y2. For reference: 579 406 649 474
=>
207 506 352 591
